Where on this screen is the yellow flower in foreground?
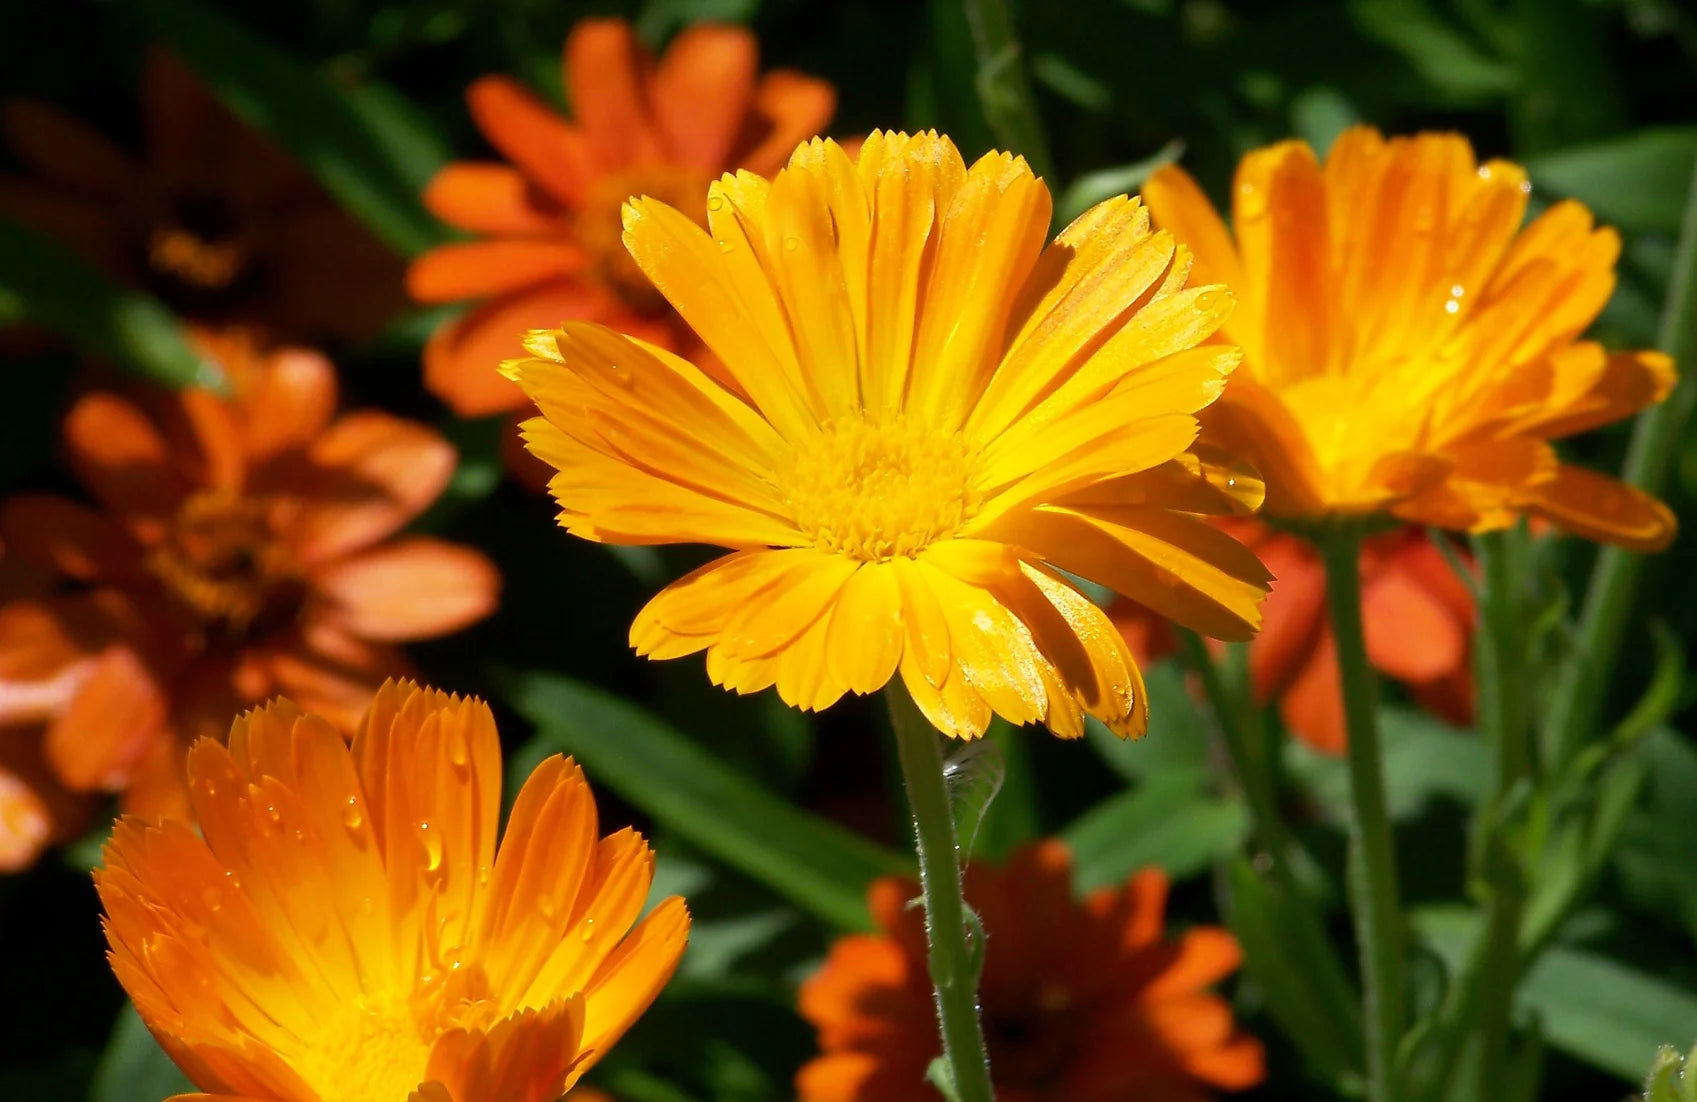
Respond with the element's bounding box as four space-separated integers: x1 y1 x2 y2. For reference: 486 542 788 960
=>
1145 125 1677 549
96 681 689 1102
505 131 1272 739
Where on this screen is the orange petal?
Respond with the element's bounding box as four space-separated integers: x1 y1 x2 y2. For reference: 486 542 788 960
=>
1526 463 1677 553
291 412 457 563
1243 529 1326 699
0 594 127 724
1142 164 1246 313
1 99 140 199
563 19 662 170
1361 567 1467 683
311 539 500 642
1278 633 1346 755
425 997 586 1102
424 279 616 417
651 24 757 171
465 77 597 207
63 392 191 522
422 162 567 236
406 239 588 304
44 645 166 791
1199 380 1329 519
0 494 141 580
237 347 339 467
1231 139 1330 386
737 71 837 176
261 623 409 734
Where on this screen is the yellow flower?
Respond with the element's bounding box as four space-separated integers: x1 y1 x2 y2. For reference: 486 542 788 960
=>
504 130 1271 740
1144 125 1678 549
95 681 690 1102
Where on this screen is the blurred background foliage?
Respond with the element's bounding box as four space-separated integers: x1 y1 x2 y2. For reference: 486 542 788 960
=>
1 0 1695 1100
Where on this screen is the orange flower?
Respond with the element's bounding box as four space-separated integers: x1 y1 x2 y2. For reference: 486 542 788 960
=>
1112 522 1475 754
798 841 1264 1102
408 17 835 418
96 680 691 1102
1144 126 1677 550
0 51 405 344
0 332 499 825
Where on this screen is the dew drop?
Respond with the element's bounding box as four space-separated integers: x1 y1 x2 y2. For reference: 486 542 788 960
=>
716 238 736 253
580 917 597 943
417 820 442 872
201 886 224 913
342 795 363 832
782 235 801 253
1235 182 1268 221
1444 299 1460 315
707 194 725 212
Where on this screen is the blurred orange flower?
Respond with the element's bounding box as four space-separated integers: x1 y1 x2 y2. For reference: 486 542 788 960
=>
0 334 499 825
97 680 690 1102
798 841 1264 1102
504 131 1271 739
1145 126 1677 550
0 51 405 344
1112 522 1475 754
409 17 835 418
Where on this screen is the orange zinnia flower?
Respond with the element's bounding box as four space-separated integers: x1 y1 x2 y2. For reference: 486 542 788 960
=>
1144 125 1677 550
0 332 499 824
97 680 691 1102
1112 522 1475 754
505 131 1272 739
409 17 835 418
0 51 404 343
798 841 1264 1102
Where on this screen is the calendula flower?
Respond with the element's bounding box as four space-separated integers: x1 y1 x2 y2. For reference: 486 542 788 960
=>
1145 125 1677 549
0 332 499 823
797 841 1264 1102
1112 522 1475 753
96 680 691 1102
0 50 404 343
409 17 835 418
505 130 1272 739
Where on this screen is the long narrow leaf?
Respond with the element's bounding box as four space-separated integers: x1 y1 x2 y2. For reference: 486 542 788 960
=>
129 0 450 257
506 673 909 932
0 217 215 390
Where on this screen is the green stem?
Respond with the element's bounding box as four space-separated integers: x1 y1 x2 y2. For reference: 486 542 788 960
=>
1542 159 1697 767
1179 633 1305 888
886 683 997 1102
1464 529 1533 1100
961 0 1055 180
1319 530 1406 1102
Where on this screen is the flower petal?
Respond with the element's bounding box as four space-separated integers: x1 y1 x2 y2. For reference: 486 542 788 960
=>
311 539 500 642
422 162 567 236
651 24 758 171
406 240 588 304
465 77 597 207
292 412 457 563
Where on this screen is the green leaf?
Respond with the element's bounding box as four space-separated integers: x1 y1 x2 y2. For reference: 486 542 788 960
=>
1226 858 1365 1089
129 0 450 257
0 217 217 390
1418 908 1697 1082
505 673 909 931
1087 661 1211 782
1285 705 1487 822
1055 140 1184 225
91 1003 193 1102
1347 0 1514 102
1527 128 1697 234
1062 773 1247 887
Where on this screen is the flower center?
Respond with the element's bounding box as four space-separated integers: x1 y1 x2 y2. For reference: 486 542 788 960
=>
290 988 436 1102
147 193 250 295
983 983 1081 1094
781 416 979 562
146 490 303 645
575 165 711 315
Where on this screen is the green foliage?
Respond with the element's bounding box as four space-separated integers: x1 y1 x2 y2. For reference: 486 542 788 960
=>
505 673 910 932
0 218 218 390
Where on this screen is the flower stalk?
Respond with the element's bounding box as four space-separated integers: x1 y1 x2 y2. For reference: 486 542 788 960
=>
1319 529 1406 1102
887 682 998 1102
